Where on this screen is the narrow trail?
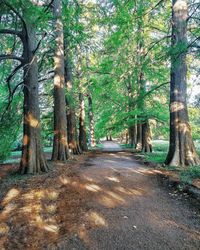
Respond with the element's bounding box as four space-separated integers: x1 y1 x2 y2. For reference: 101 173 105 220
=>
0 142 200 249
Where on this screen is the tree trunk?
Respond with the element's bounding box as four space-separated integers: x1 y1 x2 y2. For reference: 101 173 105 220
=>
142 120 152 153
66 98 82 154
20 23 48 174
129 124 137 147
165 0 200 167
52 0 70 161
88 95 96 147
64 45 82 154
79 93 88 151
135 122 142 150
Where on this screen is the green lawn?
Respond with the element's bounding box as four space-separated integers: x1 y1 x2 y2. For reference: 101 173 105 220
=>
144 140 200 184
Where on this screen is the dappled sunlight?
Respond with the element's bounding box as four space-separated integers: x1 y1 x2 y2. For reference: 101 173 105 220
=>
0 223 9 235
2 188 20 206
25 113 40 128
170 101 185 112
86 211 108 227
85 184 102 192
59 175 71 185
173 0 187 12
106 176 120 183
1 203 17 216
1 150 200 249
114 186 144 196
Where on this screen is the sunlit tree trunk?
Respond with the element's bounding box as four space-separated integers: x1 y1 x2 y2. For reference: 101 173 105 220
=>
88 95 96 147
20 22 48 174
79 93 88 151
165 0 200 167
52 0 70 161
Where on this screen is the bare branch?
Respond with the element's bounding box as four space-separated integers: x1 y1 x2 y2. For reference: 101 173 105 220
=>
0 54 24 62
0 29 22 38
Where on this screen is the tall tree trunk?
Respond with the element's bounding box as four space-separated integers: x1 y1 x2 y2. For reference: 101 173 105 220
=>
52 0 70 161
64 46 82 154
88 95 96 147
142 120 152 153
129 124 136 147
66 98 82 154
79 93 88 151
20 23 48 174
165 0 200 167
135 122 142 150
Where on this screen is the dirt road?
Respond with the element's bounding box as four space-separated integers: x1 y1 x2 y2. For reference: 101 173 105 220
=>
0 142 200 249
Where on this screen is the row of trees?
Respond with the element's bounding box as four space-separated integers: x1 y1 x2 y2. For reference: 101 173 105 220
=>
0 0 200 174
89 0 200 166
0 0 95 173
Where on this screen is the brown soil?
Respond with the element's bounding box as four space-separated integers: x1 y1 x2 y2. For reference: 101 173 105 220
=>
0 142 200 249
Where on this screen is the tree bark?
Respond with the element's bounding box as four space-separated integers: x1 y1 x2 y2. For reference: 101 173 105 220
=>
165 0 200 167
66 98 82 154
20 22 48 174
129 124 137 146
64 45 82 154
52 0 70 161
79 93 88 151
88 95 96 147
135 122 142 150
142 120 152 153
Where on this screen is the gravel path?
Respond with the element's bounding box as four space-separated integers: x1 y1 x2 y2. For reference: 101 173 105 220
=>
1 142 200 249
63 142 200 250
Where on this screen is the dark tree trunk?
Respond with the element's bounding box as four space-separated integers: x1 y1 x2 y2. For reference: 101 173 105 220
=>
88 95 96 147
142 120 152 153
106 135 109 141
66 98 82 154
135 122 142 150
20 23 48 174
165 0 200 167
125 131 129 145
52 0 70 161
129 124 137 147
64 45 82 155
79 93 88 151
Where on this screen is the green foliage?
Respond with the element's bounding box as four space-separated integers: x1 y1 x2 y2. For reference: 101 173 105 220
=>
180 167 200 185
0 101 21 162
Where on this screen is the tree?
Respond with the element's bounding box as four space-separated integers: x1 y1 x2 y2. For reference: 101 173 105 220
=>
165 0 200 167
0 1 48 173
51 0 70 161
79 93 88 151
88 94 96 147
20 19 49 174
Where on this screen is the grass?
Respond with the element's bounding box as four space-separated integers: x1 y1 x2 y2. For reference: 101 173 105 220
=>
143 140 200 185
180 167 200 185
120 143 132 149
144 140 169 165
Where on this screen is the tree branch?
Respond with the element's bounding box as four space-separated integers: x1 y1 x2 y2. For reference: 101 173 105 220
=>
0 54 24 62
0 29 22 38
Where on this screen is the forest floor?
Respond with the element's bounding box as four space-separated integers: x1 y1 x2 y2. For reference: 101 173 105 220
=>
0 141 200 249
